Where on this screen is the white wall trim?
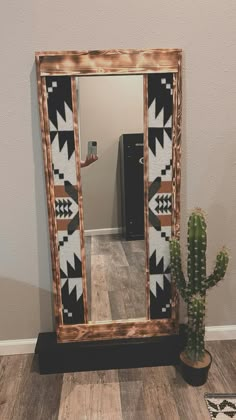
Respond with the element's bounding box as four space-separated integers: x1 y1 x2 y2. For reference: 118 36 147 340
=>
0 338 37 356
84 227 122 236
205 325 236 341
0 325 236 355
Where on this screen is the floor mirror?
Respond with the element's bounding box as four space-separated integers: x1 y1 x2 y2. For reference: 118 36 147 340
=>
36 48 182 343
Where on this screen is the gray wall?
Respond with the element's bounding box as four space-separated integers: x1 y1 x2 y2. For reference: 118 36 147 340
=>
78 75 143 230
0 1 236 340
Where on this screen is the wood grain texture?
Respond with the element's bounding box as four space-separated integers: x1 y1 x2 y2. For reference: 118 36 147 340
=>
57 319 177 343
0 355 29 420
170 56 182 327
172 57 182 240
58 370 122 420
71 76 88 324
35 48 182 343
36 58 62 328
143 74 150 322
82 234 146 323
90 254 112 322
1 340 236 420
36 49 181 76
40 75 63 327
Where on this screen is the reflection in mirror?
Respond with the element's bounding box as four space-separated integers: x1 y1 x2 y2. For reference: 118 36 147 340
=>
76 75 146 323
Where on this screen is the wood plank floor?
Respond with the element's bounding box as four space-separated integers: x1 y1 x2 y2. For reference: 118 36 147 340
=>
1 341 236 419
85 234 146 323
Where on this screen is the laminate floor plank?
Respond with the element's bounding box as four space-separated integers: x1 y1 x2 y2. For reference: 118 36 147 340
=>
90 254 112 322
0 355 29 420
109 290 129 320
89 235 146 322
85 236 92 320
91 234 121 256
121 239 145 253
121 241 145 269
106 265 131 292
118 369 146 420
58 370 122 420
0 355 62 420
1 341 236 419
109 241 129 268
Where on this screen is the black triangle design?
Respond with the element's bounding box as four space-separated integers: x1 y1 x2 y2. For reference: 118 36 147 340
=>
46 76 72 130
148 73 173 129
163 274 170 283
64 181 78 204
219 400 236 411
58 131 75 160
164 128 172 140
67 254 82 278
150 253 165 275
50 131 57 143
60 268 67 279
165 264 171 274
148 128 164 155
149 177 161 201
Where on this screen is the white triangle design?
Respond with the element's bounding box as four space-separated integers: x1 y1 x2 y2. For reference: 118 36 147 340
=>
164 128 172 142
148 100 164 128
155 107 164 128
56 102 73 131
50 120 57 131
150 274 165 297
61 278 67 288
68 278 83 301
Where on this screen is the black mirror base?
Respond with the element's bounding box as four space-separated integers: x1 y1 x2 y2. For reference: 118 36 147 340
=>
35 331 186 375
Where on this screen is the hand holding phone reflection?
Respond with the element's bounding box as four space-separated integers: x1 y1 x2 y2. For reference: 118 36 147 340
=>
80 154 98 168
80 141 98 168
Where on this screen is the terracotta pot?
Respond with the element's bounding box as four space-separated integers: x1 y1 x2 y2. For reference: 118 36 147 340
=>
180 350 212 387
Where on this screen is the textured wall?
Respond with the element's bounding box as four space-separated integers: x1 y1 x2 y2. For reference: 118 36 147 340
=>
0 0 236 339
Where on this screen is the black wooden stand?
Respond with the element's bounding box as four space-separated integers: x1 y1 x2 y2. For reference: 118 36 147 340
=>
35 331 185 375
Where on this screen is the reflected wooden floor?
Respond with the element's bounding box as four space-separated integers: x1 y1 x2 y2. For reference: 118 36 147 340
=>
1 340 236 419
85 234 146 323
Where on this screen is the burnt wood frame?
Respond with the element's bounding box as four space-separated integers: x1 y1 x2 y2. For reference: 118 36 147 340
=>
35 48 182 343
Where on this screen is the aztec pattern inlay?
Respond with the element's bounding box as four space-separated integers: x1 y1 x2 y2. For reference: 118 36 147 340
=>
148 73 173 319
205 394 236 419
46 76 84 324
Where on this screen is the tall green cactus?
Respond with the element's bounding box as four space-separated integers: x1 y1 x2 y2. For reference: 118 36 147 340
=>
170 208 229 362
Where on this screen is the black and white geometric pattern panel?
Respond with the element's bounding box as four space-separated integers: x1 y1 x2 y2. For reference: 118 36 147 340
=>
148 73 173 319
46 76 84 325
205 394 236 419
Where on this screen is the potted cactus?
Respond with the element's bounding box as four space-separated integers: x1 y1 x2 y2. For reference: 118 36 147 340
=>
169 208 229 386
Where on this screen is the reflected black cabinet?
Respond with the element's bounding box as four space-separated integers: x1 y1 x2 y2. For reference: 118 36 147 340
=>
120 133 144 240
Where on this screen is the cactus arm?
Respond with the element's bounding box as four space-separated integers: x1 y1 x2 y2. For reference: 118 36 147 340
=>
187 213 196 292
205 248 229 289
169 239 189 302
196 212 207 295
187 210 207 295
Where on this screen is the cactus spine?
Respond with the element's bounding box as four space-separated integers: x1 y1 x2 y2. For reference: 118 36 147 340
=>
170 208 229 362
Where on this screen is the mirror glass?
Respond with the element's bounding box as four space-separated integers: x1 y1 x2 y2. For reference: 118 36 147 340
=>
77 75 146 323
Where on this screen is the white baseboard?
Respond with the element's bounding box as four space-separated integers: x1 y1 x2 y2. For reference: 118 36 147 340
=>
0 338 37 356
84 227 122 236
0 325 235 355
205 325 236 341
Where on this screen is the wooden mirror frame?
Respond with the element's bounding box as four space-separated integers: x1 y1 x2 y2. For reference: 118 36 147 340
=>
35 48 182 343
